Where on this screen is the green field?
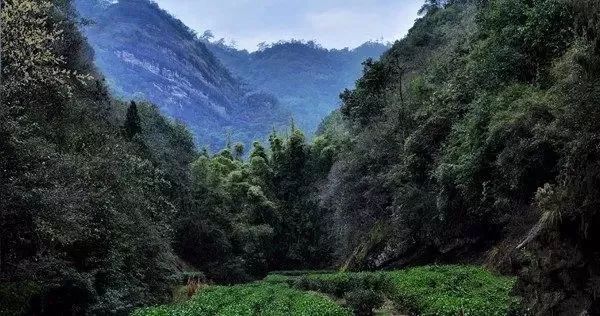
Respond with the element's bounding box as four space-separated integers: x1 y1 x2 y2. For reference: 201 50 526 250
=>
132 283 351 316
133 265 519 316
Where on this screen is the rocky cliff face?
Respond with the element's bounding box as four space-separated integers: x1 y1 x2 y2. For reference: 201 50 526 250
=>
76 0 289 149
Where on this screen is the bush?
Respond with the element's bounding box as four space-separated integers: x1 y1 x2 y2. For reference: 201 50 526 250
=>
344 289 384 316
132 283 352 316
267 270 335 276
262 274 294 285
0 282 42 315
292 272 391 297
387 265 519 316
262 265 519 315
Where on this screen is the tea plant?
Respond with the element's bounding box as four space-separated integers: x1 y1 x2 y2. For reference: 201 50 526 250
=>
265 265 519 316
132 283 351 316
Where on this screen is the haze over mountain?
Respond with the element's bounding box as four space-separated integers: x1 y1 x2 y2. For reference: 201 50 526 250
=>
152 0 422 52
75 0 388 145
75 0 289 149
5 0 600 315
205 39 389 133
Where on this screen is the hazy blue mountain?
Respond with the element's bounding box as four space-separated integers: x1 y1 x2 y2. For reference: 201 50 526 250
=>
75 0 289 149
205 39 389 134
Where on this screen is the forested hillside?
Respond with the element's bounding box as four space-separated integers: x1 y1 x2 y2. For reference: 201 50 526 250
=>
3 0 600 315
320 0 600 314
206 40 389 134
74 0 289 149
1 0 197 313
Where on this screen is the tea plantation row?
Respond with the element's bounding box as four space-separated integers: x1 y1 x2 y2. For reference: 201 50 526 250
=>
133 265 519 315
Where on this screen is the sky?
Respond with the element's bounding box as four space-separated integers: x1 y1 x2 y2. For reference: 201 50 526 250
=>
153 0 424 51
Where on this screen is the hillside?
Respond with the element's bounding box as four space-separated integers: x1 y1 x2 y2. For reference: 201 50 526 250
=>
319 0 600 314
75 0 289 149
4 0 600 315
1 0 197 313
206 40 389 134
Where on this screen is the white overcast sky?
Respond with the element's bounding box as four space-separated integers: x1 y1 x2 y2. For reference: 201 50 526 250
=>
153 0 424 51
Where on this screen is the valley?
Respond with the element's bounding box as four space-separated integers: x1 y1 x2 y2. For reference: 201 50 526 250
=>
2 0 600 315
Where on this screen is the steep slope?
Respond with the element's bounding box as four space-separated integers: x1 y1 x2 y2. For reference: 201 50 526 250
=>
206 40 389 134
1 0 197 313
320 0 600 314
75 0 289 149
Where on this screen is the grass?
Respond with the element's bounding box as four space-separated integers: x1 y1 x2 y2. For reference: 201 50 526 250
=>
131 283 351 316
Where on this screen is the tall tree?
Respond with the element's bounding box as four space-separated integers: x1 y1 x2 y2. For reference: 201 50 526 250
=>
124 101 142 139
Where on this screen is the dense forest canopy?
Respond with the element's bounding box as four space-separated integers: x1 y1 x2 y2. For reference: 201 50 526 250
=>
2 0 600 315
1 0 196 313
327 0 600 313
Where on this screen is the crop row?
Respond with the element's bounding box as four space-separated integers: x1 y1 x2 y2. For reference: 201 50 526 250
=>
264 265 520 316
132 283 351 316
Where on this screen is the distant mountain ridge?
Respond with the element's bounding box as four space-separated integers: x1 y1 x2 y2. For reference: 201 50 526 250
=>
205 40 390 134
75 0 289 149
76 0 389 146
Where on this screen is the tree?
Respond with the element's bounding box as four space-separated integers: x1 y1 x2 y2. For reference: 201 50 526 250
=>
0 1 190 313
233 143 245 160
201 30 214 41
0 0 90 101
124 101 142 139
418 0 444 15
250 141 268 161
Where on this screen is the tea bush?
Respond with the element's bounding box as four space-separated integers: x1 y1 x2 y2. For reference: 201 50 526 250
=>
344 289 384 316
294 272 391 297
386 265 519 316
264 265 519 315
131 283 351 316
267 270 335 276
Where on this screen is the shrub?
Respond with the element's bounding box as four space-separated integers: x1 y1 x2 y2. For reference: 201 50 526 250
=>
0 282 42 316
132 283 351 316
387 265 519 316
262 265 519 315
267 270 335 276
292 272 392 297
262 274 296 285
344 289 384 316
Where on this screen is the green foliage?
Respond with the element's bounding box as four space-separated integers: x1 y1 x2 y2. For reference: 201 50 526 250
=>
264 266 518 316
344 289 384 316
131 283 351 316
0 0 196 314
267 270 336 276
6 0 600 315
386 266 518 316
0 282 43 316
292 272 392 297
175 125 336 282
322 0 600 313
0 0 91 99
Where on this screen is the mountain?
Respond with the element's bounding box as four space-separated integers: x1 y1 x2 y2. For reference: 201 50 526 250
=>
75 0 289 149
205 39 389 134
